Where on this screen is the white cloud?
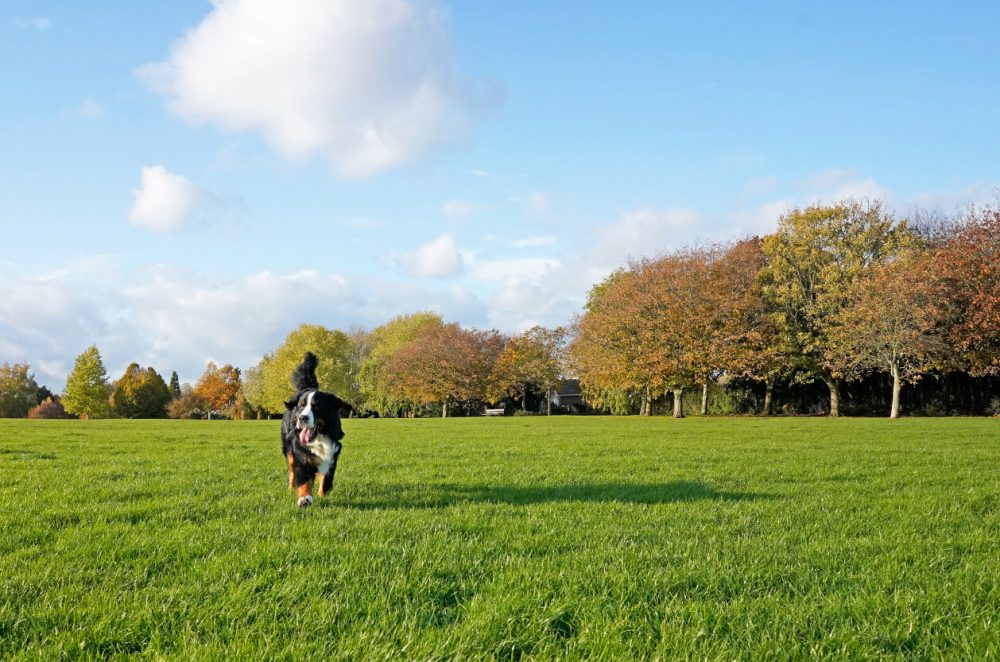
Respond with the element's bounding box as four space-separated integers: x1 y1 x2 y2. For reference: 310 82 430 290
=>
442 198 475 218
393 233 464 277
14 17 50 31
589 207 709 268
0 260 488 389
471 257 561 282
128 165 207 233
139 0 497 178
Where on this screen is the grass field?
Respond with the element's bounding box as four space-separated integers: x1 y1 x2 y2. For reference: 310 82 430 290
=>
1 417 998 659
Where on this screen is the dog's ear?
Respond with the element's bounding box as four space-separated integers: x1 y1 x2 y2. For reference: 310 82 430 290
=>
284 398 297 411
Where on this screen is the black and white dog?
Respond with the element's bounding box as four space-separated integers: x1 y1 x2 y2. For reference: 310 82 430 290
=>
281 352 347 507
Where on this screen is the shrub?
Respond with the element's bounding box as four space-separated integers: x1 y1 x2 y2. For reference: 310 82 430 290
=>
27 397 74 419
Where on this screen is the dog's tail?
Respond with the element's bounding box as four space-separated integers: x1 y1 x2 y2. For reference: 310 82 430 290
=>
291 351 320 391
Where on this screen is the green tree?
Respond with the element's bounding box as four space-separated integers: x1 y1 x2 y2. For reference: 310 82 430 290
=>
0 363 42 418
111 363 173 418
243 324 356 415
168 371 181 398
759 200 914 416
62 346 113 419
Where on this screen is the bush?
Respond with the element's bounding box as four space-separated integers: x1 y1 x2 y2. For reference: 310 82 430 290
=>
168 392 209 419
27 397 74 419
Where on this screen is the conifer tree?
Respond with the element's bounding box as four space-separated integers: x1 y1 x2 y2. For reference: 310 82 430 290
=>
62 346 112 419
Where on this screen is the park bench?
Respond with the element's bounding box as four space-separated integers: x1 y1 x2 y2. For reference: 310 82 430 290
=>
483 407 505 416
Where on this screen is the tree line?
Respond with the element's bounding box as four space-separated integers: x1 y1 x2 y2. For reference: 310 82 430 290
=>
1 197 997 420
572 199 999 418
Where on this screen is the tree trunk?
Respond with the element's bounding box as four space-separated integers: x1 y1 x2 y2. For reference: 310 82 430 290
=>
672 388 685 418
700 382 709 415
763 378 773 416
546 389 552 416
640 389 648 416
824 376 841 417
442 401 448 418
890 363 901 419
522 384 528 412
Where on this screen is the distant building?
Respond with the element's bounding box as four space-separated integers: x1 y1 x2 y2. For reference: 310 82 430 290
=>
549 378 584 411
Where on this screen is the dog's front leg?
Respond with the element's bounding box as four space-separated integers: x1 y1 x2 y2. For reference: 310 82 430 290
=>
286 452 295 490
317 473 327 497
296 479 314 507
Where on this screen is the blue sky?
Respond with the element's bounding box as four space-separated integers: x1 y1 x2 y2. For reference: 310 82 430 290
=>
3 1 1000 389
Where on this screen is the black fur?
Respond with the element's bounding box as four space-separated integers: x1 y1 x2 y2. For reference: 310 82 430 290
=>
291 351 320 391
280 352 347 505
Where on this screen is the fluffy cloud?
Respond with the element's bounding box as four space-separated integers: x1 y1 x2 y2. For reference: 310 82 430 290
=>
139 0 497 177
588 208 710 270
393 234 464 278
0 261 487 389
128 165 207 233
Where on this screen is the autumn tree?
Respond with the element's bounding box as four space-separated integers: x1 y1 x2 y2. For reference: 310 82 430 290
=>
929 204 1000 375
0 363 42 418
358 312 444 416
711 238 785 415
385 323 502 417
572 253 712 418
571 269 648 414
111 363 172 418
759 199 915 416
490 326 566 414
193 362 241 416
243 324 356 415
831 250 947 418
62 346 113 419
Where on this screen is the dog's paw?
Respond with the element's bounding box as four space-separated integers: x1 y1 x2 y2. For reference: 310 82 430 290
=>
297 495 314 508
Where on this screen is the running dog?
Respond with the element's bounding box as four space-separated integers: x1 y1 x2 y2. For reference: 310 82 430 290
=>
281 352 347 507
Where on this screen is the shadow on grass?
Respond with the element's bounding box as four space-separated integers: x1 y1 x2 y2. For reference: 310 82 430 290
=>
336 480 771 510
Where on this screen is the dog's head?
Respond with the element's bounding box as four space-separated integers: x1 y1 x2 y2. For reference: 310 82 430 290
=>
289 389 345 445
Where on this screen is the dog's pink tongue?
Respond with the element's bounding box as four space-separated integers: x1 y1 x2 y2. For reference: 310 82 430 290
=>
299 428 313 445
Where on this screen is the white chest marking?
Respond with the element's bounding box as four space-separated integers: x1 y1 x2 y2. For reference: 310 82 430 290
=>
305 434 338 473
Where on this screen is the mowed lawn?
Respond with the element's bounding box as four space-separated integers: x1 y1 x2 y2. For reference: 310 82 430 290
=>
1 417 998 659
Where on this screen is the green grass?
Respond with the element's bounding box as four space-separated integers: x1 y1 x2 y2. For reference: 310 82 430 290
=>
1 417 998 660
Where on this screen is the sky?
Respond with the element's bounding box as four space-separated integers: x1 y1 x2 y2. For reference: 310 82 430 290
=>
3 0 1000 390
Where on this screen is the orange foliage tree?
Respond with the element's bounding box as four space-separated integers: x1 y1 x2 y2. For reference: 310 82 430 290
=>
930 205 1000 376
830 250 949 418
193 362 242 417
385 323 503 417
489 326 566 414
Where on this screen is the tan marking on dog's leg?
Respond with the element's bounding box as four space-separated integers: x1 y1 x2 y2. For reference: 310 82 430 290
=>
317 474 327 497
287 453 295 490
297 479 314 500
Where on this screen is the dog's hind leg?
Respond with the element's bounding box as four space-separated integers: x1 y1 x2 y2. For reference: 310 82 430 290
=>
286 453 295 490
319 471 334 497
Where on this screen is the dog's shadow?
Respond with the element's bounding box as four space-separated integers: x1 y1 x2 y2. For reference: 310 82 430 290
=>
334 480 770 510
